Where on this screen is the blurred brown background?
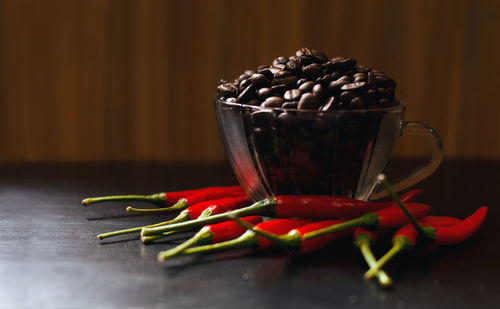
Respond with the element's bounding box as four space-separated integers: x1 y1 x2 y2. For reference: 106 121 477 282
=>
0 0 499 162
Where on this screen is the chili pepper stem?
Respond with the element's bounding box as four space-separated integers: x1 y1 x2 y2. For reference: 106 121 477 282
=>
354 233 392 287
157 227 213 261
141 197 275 237
377 174 435 240
364 235 412 280
97 211 190 240
158 231 259 261
141 231 177 243
82 192 166 206
303 212 380 240
126 198 188 214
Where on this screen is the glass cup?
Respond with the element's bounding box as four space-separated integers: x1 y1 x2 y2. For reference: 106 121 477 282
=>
214 98 442 202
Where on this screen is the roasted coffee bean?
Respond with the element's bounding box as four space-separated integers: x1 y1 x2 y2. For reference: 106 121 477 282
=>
239 78 251 90
328 79 349 94
217 83 238 97
226 97 237 103
312 83 325 98
302 63 322 80
284 89 301 101
298 93 320 110
277 112 297 127
368 71 376 89
310 49 329 63
251 110 275 128
378 98 392 108
273 56 287 69
257 68 274 80
355 65 370 73
316 74 333 86
261 96 284 108
340 91 356 103
271 84 288 96
341 81 368 92
238 73 249 81
350 97 366 109
286 56 302 73
354 73 367 82
247 99 260 106
273 70 298 86
282 101 299 109
377 87 392 99
375 75 396 87
296 78 308 87
296 47 313 58
250 73 270 88
366 89 377 101
387 87 395 99
237 84 256 103
257 87 273 100
245 70 256 76
320 96 336 111
339 58 357 71
299 81 315 93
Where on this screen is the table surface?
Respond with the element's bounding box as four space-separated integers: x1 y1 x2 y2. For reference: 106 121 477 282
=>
0 160 498 309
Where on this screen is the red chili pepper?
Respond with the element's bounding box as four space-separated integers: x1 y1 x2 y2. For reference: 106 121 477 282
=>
97 196 250 240
158 218 312 261
224 203 430 254
81 185 244 207
353 228 392 287
157 216 263 260
141 190 422 237
364 209 487 280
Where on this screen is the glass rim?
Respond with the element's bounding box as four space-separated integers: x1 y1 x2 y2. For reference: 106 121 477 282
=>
214 96 405 114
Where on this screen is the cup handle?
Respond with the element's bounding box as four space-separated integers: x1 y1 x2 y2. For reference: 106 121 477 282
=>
370 121 443 200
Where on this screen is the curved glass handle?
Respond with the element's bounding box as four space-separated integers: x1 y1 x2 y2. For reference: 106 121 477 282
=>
370 121 443 200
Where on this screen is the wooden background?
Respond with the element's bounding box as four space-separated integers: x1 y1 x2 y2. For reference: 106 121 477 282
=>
0 0 499 162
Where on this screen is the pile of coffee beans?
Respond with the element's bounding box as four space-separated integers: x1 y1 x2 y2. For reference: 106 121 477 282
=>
216 48 399 110
215 49 402 197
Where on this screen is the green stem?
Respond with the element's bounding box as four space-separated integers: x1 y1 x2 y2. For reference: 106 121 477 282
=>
303 212 380 240
157 227 213 261
125 199 188 214
364 235 412 280
141 197 275 236
158 231 259 261
82 192 166 206
97 211 190 240
227 214 298 253
377 174 434 240
354 233 392 287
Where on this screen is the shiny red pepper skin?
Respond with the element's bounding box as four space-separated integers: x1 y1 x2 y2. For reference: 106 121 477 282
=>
394 216 462 248
209 216 263 244
181 187 246 207
254 219 312 249
433 207 488 245
293 220 352 254
273 189 422 219
184 196 250 219
375 203 430 229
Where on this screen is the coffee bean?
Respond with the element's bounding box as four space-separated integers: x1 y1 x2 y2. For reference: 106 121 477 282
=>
250 73 270 88
238 73 249 81
354 73 367 82
302 63 322 80
320 96 336 111
257 87 273 100
284 89 301 101
299 81 315 93
377 87 392 99
286 56 302 73
339 58 357 71
271 84 288 96
328 79 349 94
217 83 238 97
312 83 325 98
350 97 366 109
375 75 396 87
273 56 287 69
298 93 320 110
226 97 237 103
251 110 274 128
296 47 313 58
310 49 329 63
273 70 298 86
239 78 251 90
296 78 308 87
378 98 392 108
368 71 376 89
257 68 274 80
278 112 297 127
341 81 368 91
316 74 333 86
237 84 256 103
282 101 298 109
247 99 260 106
340 91 356 103
261 96 284 108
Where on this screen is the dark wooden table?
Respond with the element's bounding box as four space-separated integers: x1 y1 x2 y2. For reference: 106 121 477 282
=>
0 161 498 308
